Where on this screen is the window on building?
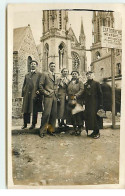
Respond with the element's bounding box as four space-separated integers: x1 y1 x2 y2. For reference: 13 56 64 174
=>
27 56 32 72
102 19 106 26
116 63 121 75
71 52 80 71
97 18 100 42
59 10 62 30
44 43 49 70
59 43 64 70
108 18 110 27
47 11 49 31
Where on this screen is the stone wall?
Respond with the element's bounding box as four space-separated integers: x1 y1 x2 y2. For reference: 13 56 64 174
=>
12 26 41 118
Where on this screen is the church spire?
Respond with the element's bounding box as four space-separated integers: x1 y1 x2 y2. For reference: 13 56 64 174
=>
80 17 84 35
79 17 85 47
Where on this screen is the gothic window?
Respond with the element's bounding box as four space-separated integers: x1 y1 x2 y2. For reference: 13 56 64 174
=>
58 43 64 70
116 63 121 75
44 43 49 70
108 18 110 27
27 56 32 72
59 10 62 30
102 19 106 26
97 18 100 42
71 52 80 71
47 11 49 31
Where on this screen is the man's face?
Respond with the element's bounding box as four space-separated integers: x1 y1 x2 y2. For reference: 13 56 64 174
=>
49 63 55 72
31 62 37 71
86 73 94 80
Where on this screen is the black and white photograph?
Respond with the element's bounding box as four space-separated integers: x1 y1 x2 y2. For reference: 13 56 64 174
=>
7 3 125 188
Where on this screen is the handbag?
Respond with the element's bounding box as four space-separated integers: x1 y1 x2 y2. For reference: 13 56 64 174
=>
97 109 106 118
72 103 85 115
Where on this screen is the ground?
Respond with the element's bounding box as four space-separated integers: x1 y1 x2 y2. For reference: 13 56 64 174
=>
12 126 120 186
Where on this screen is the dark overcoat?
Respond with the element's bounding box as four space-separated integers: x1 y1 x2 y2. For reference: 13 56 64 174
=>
22 72 43 113
84 79 103 130
57 77 70 119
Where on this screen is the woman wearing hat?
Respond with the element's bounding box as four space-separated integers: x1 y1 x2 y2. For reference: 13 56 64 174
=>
67 71 84 136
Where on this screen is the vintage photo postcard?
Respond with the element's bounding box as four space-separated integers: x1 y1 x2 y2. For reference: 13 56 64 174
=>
7 3 125 188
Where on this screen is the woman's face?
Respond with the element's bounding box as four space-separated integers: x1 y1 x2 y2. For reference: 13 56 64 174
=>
62 69 68 77
72 72 79 79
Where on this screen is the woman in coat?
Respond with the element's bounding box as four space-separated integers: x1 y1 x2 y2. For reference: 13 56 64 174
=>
84 71 103 139
67 71 84 136
57 68 70 127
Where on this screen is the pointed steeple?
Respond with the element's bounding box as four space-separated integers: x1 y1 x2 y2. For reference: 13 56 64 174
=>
80 17 84 35
79 17 85 47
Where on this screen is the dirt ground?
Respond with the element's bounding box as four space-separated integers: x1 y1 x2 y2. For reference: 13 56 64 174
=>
12 126 120 186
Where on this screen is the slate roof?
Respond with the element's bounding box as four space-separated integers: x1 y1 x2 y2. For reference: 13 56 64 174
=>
13 26 29 51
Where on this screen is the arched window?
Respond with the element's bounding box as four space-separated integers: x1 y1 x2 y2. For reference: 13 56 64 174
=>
47 11 49 31
116 63 121 75
27 56 32 72
58 42 65 71
59 10 62 30
97 18 100 42
44 43 49 70
71 52 80 71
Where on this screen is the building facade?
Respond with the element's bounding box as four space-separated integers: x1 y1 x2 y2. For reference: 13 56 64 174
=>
91 11 122 88
13 25 40 118
38 10 87 74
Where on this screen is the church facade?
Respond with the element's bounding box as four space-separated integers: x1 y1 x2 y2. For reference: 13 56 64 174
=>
37 10 87 74
91 11 122 88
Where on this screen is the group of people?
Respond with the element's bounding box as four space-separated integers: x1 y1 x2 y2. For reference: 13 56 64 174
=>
21 60 103 139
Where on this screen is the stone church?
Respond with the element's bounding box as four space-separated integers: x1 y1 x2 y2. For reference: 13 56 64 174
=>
13 25 40 118
91 11 122 88
37 10 87 74
13 10 87 118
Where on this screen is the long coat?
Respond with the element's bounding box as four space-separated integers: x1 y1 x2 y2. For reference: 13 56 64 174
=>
57 76 70 119
22 72 43 113
67 78 84 126
84 79 103 130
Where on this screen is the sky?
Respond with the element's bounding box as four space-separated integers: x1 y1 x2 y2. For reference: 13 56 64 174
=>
13 10 122 69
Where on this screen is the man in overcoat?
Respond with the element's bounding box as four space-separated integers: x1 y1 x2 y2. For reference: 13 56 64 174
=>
21 60 43 129
84 71 103 139
39 62 58 138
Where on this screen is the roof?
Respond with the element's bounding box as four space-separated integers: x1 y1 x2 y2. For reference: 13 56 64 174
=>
13 26 29 51
68 26 79 44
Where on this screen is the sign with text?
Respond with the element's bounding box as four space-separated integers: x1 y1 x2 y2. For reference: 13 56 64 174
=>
101 26 122 49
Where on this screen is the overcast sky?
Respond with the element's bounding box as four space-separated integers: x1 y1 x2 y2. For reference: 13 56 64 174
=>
13 10 122 69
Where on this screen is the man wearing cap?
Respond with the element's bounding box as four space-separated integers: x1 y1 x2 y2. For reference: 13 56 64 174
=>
21 60 43 129
83 71 103 139
39 62 58 138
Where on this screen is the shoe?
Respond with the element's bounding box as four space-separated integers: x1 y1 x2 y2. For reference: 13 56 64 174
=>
88 131 95 137
93 133 100 139
21 124 27 129
39 133 45 138
47 130 55 136
75 130 81 136
29 124 35 129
